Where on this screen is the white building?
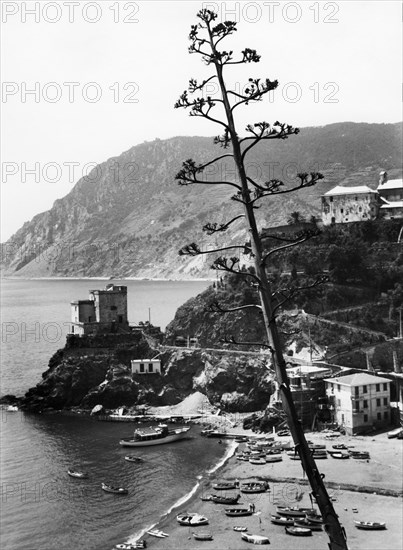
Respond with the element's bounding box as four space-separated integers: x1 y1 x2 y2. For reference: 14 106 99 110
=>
321 186 379 225
131 358 161 375
377 172 403 220
324 372 391 434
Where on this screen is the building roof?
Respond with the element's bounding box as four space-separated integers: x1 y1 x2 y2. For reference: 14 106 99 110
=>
377 178 403 192
323 185 377 197
324 372 391 387
380 201 403 209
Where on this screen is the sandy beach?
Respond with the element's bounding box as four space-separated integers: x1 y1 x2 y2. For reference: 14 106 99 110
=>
123 397 402 550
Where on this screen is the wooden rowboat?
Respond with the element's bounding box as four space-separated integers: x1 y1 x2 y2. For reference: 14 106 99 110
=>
270 515 294 526
101 483 128 495
285 526 312 536
354 521 386 530
241 532 270 544
225 508 253 517
192 532 213 540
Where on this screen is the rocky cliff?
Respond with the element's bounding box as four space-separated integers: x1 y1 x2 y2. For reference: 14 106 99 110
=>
19 332 276 413
2 122 401 279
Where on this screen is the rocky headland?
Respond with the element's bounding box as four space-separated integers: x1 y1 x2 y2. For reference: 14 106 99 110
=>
7 330 276 414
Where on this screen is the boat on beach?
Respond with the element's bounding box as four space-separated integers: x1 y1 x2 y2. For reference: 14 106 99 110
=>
294 518 323 531
212 481 238 490
147 529 169 538
176 513 209 526
67 469 88 479
119 425 191 447
225 507 253 517
277 506 315 517
241 532 270 544
270 515 295 526
354 521 386 530
265 455 283 463
192 532 214 540
101 483 128 495
210 493 240 504
240 482 268 493
285 526 312 536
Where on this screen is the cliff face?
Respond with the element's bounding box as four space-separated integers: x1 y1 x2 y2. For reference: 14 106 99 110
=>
2 123 401 279
20 334 276 413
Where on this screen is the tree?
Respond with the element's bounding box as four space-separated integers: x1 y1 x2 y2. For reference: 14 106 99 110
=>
175 10 347 550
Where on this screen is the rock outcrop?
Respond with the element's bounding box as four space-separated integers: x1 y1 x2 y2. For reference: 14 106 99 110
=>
19 332 276 413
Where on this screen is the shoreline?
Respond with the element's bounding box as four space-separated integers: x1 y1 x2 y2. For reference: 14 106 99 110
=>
123 427 403 550
123 440 238 547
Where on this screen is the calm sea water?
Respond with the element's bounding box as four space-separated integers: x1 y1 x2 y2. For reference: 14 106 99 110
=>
0 279 229 550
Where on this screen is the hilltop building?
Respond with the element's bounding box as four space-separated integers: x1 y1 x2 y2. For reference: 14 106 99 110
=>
322 171 403 225
321 186 379 225
70 284 129 336
377 171 403 220
324 372 391 434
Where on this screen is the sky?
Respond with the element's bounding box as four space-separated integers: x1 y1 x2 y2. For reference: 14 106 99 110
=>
1 0 402 241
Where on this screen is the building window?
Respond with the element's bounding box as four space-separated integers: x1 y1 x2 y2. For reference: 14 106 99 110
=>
376 398 381 407
330 197 333 202
364 414 368 422
363 400 368 408
337 384 341 392
383 383 388 391
355 387 359 397
376 384 380 392
355 401 360 412
358 206 362 212
340 208 344 214
363 385 367 393
384 397 388 406
148 363 153 372
139 363 145 373
384 411 388 420
377 412 381 420
336 399 341 407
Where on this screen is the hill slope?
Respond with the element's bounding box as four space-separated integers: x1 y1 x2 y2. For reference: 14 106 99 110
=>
1 122 401 279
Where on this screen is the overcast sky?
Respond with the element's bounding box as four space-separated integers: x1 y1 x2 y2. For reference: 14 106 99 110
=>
1 1 402 241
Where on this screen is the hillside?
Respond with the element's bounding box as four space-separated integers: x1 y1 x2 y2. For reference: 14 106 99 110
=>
1 122 402 279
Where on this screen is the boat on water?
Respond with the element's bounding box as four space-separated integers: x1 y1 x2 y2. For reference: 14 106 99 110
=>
176 513 208 526
270 515 294 526
192 532 213 541
124 455 143 463
354 521 386 530
119 424 191 447
67 469 88 479
241 532 270 545
211 493 240 504
101 483 128 495
285 526 312 536
225 507 253 517
147 529 169 538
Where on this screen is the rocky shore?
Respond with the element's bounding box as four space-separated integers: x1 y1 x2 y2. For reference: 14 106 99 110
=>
2 332 276 415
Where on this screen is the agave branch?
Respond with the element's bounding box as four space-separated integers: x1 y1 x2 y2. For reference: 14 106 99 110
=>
179 244 252 257
175 158 241 190
228 78 278 111
209 300 262 314
240 122 300 161
262 235 315 265
220 334 273 351
202 215 244 234
271 275 329 316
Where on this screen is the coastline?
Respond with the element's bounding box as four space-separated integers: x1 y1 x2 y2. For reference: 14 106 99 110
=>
122 427 403 550
1 276 215 282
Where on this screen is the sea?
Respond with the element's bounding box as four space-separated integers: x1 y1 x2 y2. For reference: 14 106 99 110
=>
0 278 231 550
